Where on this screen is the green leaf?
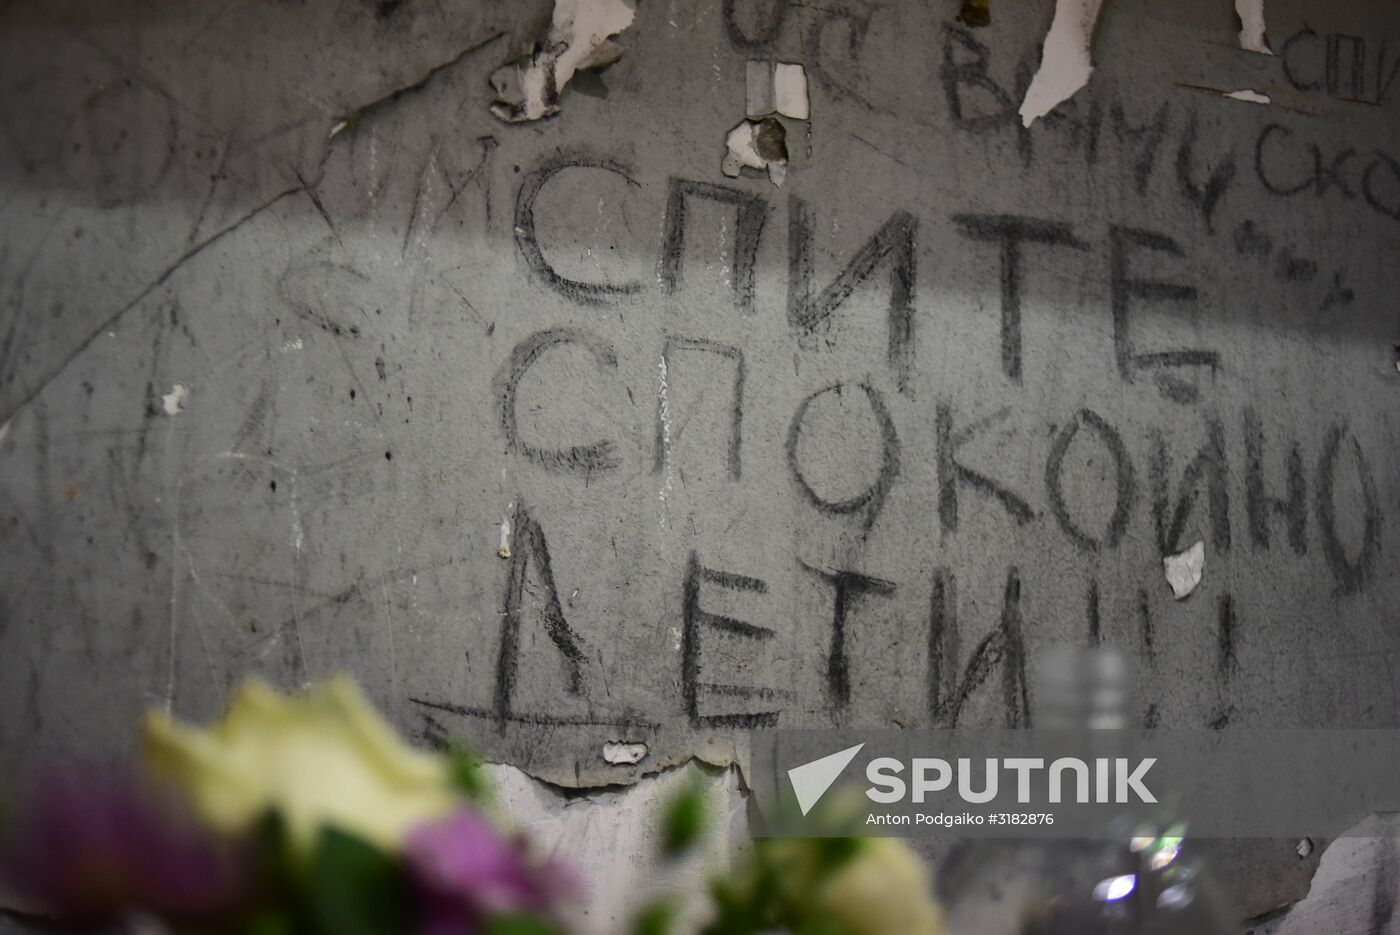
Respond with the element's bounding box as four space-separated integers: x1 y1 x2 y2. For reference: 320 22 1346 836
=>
484 914 558 935
250 809 296 879
631 899 674 935
239 907 296 935
447 747 493 802
305 827 413 935
660 784 705 857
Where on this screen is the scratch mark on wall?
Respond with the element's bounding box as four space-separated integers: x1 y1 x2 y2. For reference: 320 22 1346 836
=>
380 578 398 714
657 355 676 529
330 31 508 137
166 469 182 712
0 184 303 426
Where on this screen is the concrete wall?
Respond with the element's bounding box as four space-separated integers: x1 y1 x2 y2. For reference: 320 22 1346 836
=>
2 0 1398 926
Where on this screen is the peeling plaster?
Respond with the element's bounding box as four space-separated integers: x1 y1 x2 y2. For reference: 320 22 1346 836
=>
1164 541 1206 600
1224 89 1271 104
747 61 809 120
602 740 649 765
161 383 188 416
483 761 743 935
498 512 513 559
490 0 636 123
1235 0 1273 55
1019 0 1105 128
722 117 788 185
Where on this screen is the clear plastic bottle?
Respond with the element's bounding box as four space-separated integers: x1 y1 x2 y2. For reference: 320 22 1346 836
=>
934 647 1234 935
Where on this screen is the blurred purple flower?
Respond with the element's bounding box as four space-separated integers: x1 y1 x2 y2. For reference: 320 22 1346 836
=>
404 809 578 934
0 765 250 924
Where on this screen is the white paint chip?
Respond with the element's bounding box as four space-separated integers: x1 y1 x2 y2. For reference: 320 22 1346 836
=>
1019 0 1105 127
498 514 512 559
490 0 636 123
602 741 648 765
161 383 188 416
1163 540 1205 600
1235 0 1272 55
1224 88 1271 104
773 63 810 120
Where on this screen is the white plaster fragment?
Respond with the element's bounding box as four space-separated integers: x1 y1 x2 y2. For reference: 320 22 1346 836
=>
721 118 788 186
746 62 809 120
602 741 648 765
498 513 512 559
281 337 304 352
161 383 188 416
773 63 810 119
1235 0 1273 55
1224 88 1271 104
1019 0 1105 128
722 122 763 176
1163 540 1205 600
482 762 742 934
490 0 636 123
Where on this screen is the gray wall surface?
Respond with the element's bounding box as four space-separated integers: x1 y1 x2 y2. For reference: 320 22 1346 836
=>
2 0 1398 924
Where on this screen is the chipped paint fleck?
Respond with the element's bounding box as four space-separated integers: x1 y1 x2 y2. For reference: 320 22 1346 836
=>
161 383 188 416
1164 540 1206 600
1224 89 1271 104
498 511 513 559
602 741 648 765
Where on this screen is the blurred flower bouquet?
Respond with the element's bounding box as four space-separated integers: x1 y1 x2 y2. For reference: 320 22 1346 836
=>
0 679 574 935
0 679 944 935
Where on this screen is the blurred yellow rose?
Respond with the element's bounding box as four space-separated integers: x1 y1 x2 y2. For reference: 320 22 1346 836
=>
141 678 457 854
820 838 945 935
